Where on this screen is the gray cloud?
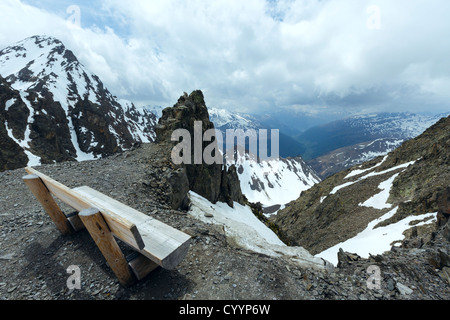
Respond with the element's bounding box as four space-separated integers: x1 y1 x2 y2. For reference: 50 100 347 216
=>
1 0 449 115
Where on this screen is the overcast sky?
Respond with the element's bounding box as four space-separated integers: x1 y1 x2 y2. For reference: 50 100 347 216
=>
1 0 449 117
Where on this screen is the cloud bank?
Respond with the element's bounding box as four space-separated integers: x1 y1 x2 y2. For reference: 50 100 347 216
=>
1 0 449 116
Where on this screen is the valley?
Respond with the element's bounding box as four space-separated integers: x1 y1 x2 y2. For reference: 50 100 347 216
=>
1 35 449 301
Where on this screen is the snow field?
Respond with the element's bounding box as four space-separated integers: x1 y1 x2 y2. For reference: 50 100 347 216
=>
188 191 328 270
316 207 436 266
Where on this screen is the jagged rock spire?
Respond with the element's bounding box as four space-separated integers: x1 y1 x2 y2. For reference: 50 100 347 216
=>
155 90 245 208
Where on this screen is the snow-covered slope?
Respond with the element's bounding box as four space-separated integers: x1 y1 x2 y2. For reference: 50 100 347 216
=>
188 191 330 271
0 35 156 169
304 112 449 177
317 207 436 266
315 157 437 265
212 107 321 212
149 106 321 212
228 151 321 214
273 115 450 266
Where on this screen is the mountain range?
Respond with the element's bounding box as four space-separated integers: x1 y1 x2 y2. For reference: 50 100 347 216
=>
272 114 450 264
1 35 449 300
0 35 156 171
0 36 321 212
203 107 449 179
1 35 448 217
297 112 449 177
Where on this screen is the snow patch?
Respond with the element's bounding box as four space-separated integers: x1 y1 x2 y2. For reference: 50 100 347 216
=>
5 98 15 111
316 207 437 266
345 155 388 179
188 191 328 270
330 159 416 197
232 155 320 208
330 181 357 195
359 173 400 210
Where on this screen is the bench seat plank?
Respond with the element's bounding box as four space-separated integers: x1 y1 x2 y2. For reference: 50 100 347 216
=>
25 167 191 270
73 186 191 270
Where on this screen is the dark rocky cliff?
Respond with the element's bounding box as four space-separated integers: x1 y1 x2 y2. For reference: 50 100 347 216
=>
155 90 245 209
0 36 157 172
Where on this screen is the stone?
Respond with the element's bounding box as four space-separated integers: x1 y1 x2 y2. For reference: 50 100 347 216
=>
0 253 14 260
386 278 395 291
167 167 190 210
439 249 450 267
154 90 245 209
337 248 360 267
443 220 450 242
396 282 413 295
428 249 450 269
440 267 450 284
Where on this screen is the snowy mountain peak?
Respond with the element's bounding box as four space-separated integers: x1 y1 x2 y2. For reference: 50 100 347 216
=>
230 151 321 215
0 36 156 170
1 35 109 107
208 107 262 131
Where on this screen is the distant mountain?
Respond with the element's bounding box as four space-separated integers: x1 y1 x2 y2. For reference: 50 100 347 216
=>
308 138 405 178
208 107 307 159
144 105 164 119
296 112 449 178
207 107 322 212
272 115 450 264
149 105 321 211
208 107 262 131
227 151 321 215
0 35 156 171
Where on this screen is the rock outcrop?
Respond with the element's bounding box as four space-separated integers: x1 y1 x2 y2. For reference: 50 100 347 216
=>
0 76 30 171
155 90 245 209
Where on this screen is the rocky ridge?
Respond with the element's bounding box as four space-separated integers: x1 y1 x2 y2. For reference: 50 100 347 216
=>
155 90 245 209
0 100 449 301
272 115 450 263
0 35 156 172
1 142 449 301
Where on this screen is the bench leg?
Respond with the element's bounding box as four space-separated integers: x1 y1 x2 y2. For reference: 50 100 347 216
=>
23 174 73 235
66 211 86 232
79 208 136 287
127 252 159 280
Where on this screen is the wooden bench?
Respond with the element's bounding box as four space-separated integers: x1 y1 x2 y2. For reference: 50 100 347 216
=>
22 167 191 287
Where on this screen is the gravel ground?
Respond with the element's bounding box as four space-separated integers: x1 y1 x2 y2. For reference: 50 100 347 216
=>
0 143 449 305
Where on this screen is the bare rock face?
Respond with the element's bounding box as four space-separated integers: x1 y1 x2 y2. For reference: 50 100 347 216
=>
0 35 157 172
273 115 450 254
0 76 29 171
155 90 245 209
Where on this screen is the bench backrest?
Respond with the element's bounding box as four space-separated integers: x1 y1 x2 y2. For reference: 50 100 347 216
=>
25 167 145 250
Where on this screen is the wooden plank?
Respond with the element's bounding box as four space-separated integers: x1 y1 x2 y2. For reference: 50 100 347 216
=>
25 167 91 212
66 212 85 232
127 252 159 280
73 186 191 270
79 208 136 287
23 174 73 235
24 167 145 250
